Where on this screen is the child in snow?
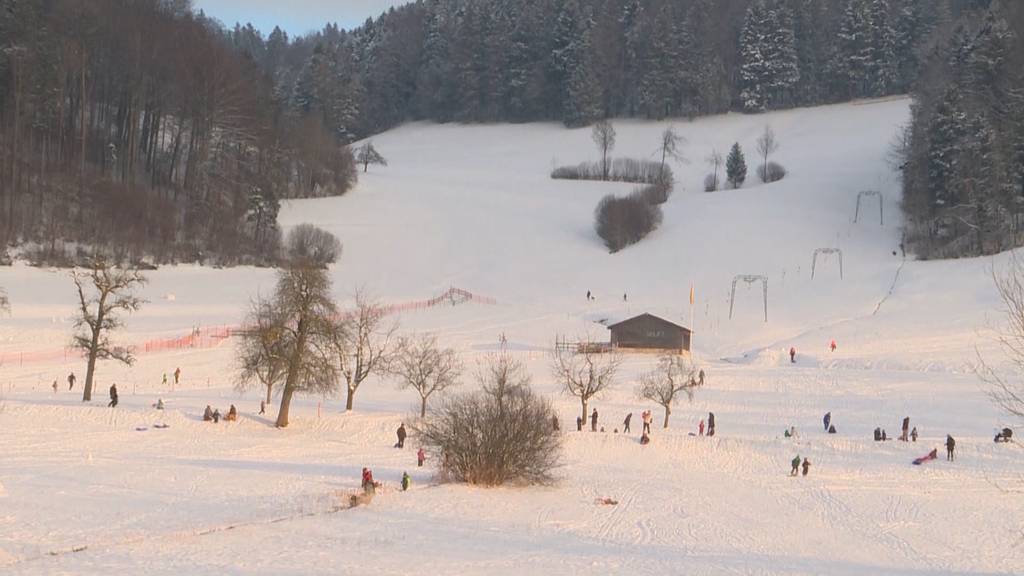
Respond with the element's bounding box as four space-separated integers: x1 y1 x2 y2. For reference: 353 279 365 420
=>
225 405 237 422
401 472 411 491
156 398 165 410
623 413 632 434
789 347 797 363
203 405 214 421
823 412 832 432
576 416 583 431
874 427 882 442
396 423 407 448
362 468 376 495
801 458 811 477
699 419 705 436
591 409 599 432
174 367 181 386
910 427 918 442
162 373 168 387
830 339 837 352
212 409 221 423
791 455 801 476
946 435 956 461
259 400 266 415
417 448 426 467
108 384 119 408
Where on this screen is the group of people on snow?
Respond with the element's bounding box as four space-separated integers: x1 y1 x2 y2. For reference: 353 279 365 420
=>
203 404 237 423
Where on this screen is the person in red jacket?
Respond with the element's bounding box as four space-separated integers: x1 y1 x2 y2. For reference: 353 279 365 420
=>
361 467 375 494
417 448 426 467
829 339 837 352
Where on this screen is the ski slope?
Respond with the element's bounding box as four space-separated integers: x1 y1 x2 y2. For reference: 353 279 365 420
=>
1 97 1022 575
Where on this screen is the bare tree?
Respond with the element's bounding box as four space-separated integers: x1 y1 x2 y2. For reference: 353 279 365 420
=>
657 126 686 181
355 141 388 173
285 224 342 268
264 265 339 427
236 296 288 406
977 254 1024 419
705 149 723 191
551 341 622 422
71 258 147 402
414 350 560 486
637 354 698 428
392 335 463 417
756 125 780 182
592 119 616 181
334 292 399 411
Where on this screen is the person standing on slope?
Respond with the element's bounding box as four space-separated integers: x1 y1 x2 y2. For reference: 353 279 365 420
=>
396 423 407 448
623 412 632 434
576 415 583 432
642 410 652 434
401 472 411 492
789 347 797 363
707 412 716 437
699 419 705 436
823 412 832 433
108 383 119 408
946 435 956 461
830 339 837 352
417 447 426 467
67 372 76 391
791 455 801 476
910 427 918 442
174 367 181 387
802 458 811 477
591 409 599 432
901 417 910 442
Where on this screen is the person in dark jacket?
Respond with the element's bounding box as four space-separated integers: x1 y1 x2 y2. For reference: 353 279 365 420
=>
707 412 716 437
623 413 632 434
801 458 811 477
823 412 832 432
67 372 76 391
901 417 910 441
789 347 796 363
212 409 221 423
881 429 887 441
108 383 118 408
396 423 407 448
203 405 214 421
576 416 583 431
946 435 956 461
874 427 882 442
590 409 598 432
910 427 918 442
791 455 801 476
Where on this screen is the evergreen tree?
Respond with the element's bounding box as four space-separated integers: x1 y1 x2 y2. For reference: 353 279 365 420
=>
866 0 897 96
726 143 748 188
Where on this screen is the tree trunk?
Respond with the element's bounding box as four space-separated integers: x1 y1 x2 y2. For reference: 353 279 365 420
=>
265 382 273 405
663 405 671 429
420 396 428 418
276 384 295 428
346 385 356 411
580 398 588 424
82 329 100 402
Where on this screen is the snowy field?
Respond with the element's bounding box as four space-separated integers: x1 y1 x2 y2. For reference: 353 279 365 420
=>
2 97 1023 575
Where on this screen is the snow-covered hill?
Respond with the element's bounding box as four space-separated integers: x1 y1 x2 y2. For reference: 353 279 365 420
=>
1 97 1022 575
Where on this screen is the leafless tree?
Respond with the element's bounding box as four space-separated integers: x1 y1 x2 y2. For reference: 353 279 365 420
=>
71 258 147 402
236 296 288 406
414 350 560 486
355 141 388 173
392 334 463 417
334 292 399 411
977 254 1024 419
551 341 622 422
756 125 780 182
285 224 342 268
657 126 686 181
592 119 616 181
263 264 339 427
637 354 699 428
705 149 723 191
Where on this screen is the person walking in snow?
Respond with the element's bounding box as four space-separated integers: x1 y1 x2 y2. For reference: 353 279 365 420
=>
591 409 599 432
830 339 837 352
401 472 411 492
67 372 76 391
52 380 58 393
910 427 918 442
174 367 181 386
642 410 652 434
586 290 591 301
396 423 407 448
108 383 119 408
259 400 266 415
417 448 426 467
707 412 716 437
789 347 796 363
162 373 168 387
901 417 910 442
946 435 956 461
699 419 705 436
623 413 632 434
576 415 583 431
823 412 832 432
698 369 705 387
791 455 801 476
212 408 221 423
801 458 811 477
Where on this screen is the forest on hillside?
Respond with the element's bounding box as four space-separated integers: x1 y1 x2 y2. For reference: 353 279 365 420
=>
1 0 1021 264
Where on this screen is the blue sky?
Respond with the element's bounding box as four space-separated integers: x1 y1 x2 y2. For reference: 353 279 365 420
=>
192 0 410 37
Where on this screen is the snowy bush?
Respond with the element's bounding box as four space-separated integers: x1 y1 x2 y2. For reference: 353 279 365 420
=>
551 158 671 185
415 352 561 486
284 224 342 268
758 162 787 183
595 193 663 253
638 182 673 205
704 174 719 192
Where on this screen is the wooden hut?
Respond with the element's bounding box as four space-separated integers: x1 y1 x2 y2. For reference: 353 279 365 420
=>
607 313 691 352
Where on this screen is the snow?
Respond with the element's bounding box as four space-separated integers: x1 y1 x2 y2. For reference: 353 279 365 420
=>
1 96 1022 575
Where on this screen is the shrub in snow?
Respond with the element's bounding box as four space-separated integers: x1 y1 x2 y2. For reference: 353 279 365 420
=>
638 182 673 205
704 173 719 192
415 352 561 486
758 162 787 183
595 193 663 253
551 158 671 185
284 224 342 268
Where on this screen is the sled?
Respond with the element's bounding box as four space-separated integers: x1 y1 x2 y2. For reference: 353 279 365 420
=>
153 423 170 429
595 497 619 506
135 426 148 432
